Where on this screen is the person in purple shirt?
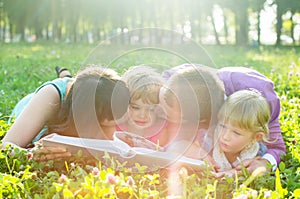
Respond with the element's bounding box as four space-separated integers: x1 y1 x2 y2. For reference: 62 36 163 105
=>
160 64 286 174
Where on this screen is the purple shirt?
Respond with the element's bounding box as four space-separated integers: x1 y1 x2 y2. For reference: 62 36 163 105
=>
162 64 286 165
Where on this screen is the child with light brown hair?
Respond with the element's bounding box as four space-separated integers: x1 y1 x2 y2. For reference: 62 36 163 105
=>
116 65 170 146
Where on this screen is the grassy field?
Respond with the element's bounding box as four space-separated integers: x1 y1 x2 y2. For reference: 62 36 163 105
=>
1 42 299 117
0 43 299 198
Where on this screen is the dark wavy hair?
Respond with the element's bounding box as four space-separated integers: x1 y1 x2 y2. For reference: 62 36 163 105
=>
51 66 130 135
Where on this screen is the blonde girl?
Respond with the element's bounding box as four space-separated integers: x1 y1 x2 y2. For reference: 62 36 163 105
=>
213 89 270 172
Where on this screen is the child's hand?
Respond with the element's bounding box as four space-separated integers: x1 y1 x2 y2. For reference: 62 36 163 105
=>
213 169 238 178
235 156 270 174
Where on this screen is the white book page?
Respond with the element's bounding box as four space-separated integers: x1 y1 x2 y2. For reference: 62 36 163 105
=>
113 131 164 151
42 134 131 155
113 132 205 165
42 134 205 169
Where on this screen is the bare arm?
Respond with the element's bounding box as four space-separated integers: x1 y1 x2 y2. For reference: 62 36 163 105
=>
2 85 61 148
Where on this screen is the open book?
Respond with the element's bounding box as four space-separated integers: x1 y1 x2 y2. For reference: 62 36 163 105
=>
42 132 205 171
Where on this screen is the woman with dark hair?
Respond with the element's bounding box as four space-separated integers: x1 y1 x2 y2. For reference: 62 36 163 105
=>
2 66 130 161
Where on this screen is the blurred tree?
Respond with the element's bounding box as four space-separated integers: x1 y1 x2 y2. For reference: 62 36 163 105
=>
232 0 249 45
203 1 221 45
65 0 81 42
83 0 109 42
0 0 299 46
27 0 51 40
273 0 300 45
216 0 249 45
275 0 285 46
0 0 6 41
3 0 27 41
51 0 63 41
188 0 205 43
277 0 300 45
249 0 266 45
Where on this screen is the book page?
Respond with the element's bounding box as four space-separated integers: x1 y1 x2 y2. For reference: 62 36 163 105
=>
113 132 205 169
42 133 205 171
113 131 165 152
42 133 132 156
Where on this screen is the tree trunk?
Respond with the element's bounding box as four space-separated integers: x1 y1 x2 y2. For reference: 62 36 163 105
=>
46 25 49 40
223 10 229 44
9 22 13 42
73 23 77 42
53 20 58 41
35 22 43 40
57 25 62 41
290 12 295 45
210 11 220 45
20 25 25 42
1 22 5 41
235 2 249 46
275 3 282 46
257 9 261 45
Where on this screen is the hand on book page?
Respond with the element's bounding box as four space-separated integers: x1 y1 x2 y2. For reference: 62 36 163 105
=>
42 133 131 156
41 133 157 158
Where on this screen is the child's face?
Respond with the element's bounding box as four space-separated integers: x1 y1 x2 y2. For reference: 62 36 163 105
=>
128 99 158 129
216 122 255 156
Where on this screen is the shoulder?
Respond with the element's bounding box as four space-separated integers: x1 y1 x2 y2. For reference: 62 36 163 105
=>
217 67 270 81
35 77 73 103
34 84 61 105
36 77 73 92
217 67 275 95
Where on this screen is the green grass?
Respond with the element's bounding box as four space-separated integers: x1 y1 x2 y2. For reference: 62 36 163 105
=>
1 43 299 117
0 43 299 198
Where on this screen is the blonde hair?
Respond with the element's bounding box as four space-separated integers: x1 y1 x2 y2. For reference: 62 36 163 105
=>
122 65 164 104
218 89 270 141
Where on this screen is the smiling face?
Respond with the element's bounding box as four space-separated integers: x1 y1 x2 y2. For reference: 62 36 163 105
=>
128 99 158 129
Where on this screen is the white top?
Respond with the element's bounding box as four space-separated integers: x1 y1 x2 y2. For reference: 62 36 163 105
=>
213 141 259 172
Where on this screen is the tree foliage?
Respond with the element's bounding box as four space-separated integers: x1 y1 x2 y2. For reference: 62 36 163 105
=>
0 0 300 45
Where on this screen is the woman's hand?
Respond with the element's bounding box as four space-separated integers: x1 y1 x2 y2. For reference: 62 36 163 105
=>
30 145 72 161
29 134 72 161
2 140 71 161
